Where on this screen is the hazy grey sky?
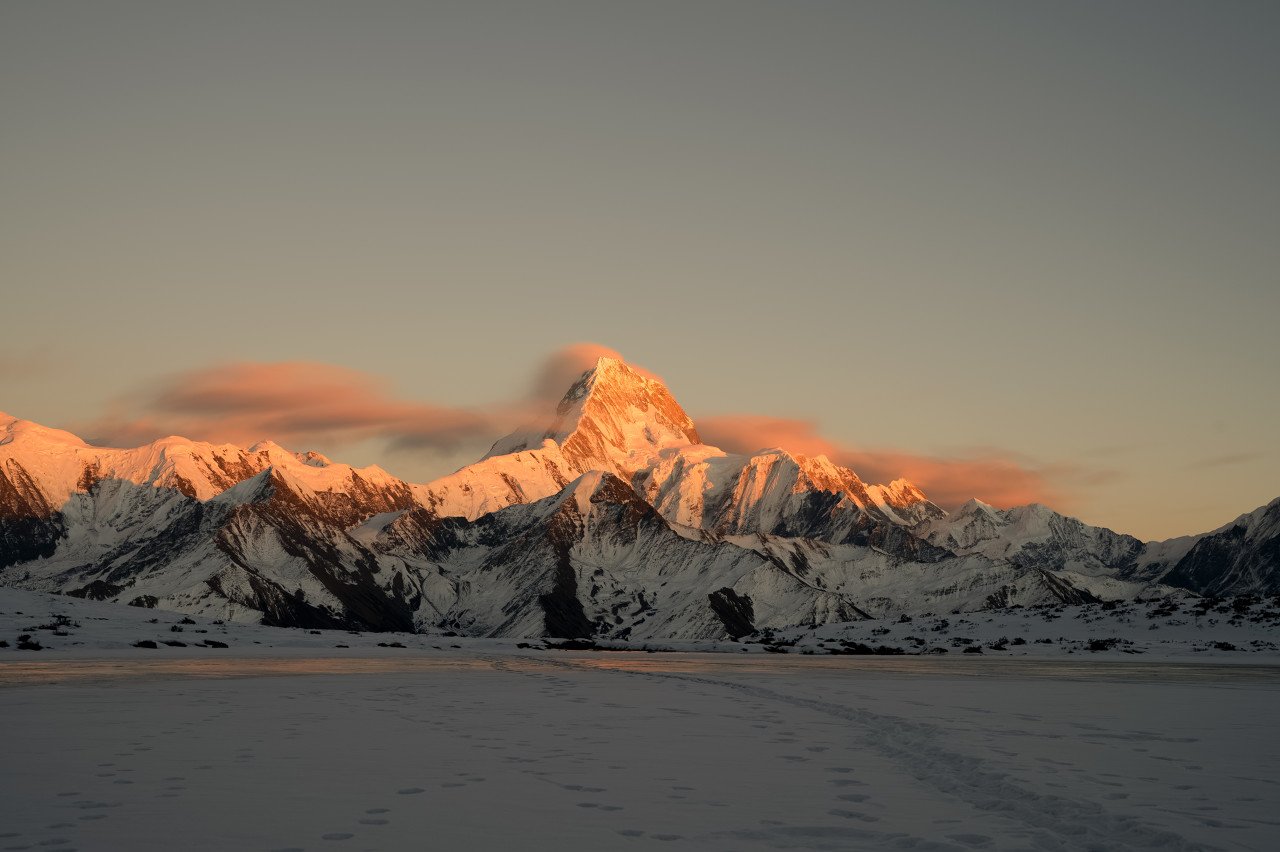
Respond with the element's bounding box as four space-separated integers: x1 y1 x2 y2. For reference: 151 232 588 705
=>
2 1 1277 540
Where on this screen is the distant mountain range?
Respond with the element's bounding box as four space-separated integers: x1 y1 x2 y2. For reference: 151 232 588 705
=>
2 356 1276 638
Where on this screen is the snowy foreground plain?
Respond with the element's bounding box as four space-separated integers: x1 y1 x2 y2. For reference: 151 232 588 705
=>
2 591 1279 852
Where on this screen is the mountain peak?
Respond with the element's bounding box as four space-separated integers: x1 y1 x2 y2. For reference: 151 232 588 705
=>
959 497 998 513
563 469 611 516
484 356 699 478
0 414 89 449
865 478 942 524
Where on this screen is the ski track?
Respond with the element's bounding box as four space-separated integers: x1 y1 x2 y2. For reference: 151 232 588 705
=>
514 654 1216 852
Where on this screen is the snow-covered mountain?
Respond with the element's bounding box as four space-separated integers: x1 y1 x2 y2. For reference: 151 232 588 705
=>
371 471 867 640
918 499 1146 576
412 357 698 520
1158 497 1280 595
412 357 941 554
1 357 1276 637
0 413 420 630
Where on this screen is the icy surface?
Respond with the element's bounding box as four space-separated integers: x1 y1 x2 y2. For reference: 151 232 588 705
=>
1 650 1276 850
3 589 1278 850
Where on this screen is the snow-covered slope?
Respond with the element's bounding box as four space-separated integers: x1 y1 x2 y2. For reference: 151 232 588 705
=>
918 499 1146 575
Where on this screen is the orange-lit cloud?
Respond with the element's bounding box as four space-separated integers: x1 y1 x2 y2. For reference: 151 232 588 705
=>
77 343 630 455
697 414 1072 510
82 361 495 453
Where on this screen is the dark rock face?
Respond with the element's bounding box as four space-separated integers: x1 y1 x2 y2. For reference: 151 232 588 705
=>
850 520 951 564
67 580 127 601
538 507 594 639
0 461 64 569
984 571 1100 609
204 569 348 631
209 473 416 632
1037 570 1101 606
1164 529 1252 595
1161 502 1280 596
707 587 755 638
538 557 593 639
373 508 467 562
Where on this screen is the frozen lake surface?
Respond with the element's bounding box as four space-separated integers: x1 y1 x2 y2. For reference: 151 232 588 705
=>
1 652 1277 851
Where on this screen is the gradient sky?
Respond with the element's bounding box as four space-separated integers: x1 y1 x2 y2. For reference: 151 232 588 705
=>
2 1 1277 541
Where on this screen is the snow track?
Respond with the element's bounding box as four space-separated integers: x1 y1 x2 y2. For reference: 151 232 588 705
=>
529 654 1241 851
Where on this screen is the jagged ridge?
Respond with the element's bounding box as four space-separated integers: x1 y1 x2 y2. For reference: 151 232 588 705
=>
0 353 1276 638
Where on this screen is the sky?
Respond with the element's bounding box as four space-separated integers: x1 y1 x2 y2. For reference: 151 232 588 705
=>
2 1 1277 541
